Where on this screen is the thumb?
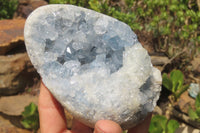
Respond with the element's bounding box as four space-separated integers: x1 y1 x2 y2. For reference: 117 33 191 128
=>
94 120 122 133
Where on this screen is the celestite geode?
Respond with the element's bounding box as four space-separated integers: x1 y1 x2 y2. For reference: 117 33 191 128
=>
24 5 162 129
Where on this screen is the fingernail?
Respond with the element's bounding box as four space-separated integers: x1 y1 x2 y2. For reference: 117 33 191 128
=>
94 126 105 133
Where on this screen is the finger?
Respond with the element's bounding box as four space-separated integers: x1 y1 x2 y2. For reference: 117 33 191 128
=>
38 82 68 133
128 113 152 133
71 119 93 133
94 120 122 133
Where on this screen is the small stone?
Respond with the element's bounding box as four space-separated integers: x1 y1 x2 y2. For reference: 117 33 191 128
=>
24 5 162 129
188 83 200 99
0 19 25 55
0 53 39 96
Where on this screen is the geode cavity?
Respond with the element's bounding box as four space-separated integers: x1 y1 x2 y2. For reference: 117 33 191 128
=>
24 5 162 129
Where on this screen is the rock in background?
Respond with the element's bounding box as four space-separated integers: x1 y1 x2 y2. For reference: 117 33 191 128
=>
0 19 40 96
0 19 25 55
14 0 48 18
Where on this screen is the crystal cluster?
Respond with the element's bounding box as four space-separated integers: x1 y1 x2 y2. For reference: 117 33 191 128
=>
24 5 162 129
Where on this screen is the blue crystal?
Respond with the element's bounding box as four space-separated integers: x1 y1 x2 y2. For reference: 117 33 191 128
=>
29 6 139 74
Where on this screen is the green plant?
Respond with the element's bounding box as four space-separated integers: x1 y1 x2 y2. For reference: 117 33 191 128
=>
49 0 68 4
0 0 18 19
162 70 189 100
188 93 200 122
49 0 89 6
149 115 179 133
21 102 39 132
88 0 142 30
134 0 200 56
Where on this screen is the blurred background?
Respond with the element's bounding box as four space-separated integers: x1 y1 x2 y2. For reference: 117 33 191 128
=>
0 0 200 132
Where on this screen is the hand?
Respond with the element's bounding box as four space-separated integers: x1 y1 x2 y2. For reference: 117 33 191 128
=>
38 82 152 133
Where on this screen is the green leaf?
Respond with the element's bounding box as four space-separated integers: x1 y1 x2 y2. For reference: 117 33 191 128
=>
169 5 177 11
153 16 159 22
167 119 179 133
21 115 39 130
170 70 184 83
175 84 189 98
149 122 164 133
21 103 39 131
162 73 173 91
21 119 32 129
195 94 200 108
89 0 101 12
123 130 127 133
22 103 37 117
188 108 198 120
149 115 167 133
177 11 184 17
49 0 68 4
170 70 184 92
